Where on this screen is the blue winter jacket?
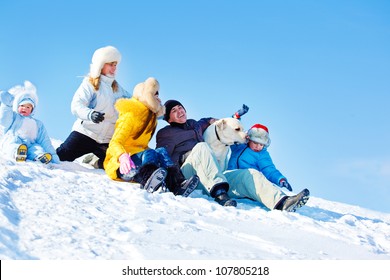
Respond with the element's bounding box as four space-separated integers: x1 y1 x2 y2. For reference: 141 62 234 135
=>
228 143 286 185
0 90 60 163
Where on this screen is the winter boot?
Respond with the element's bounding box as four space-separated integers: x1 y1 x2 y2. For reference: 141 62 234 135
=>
132 164 167 193
36 153 52 164
143 168 168 193
274 188 310 212
211 183 237 207
174 175 199 197
165 166 199 197
132 164 158 185
82 153 100 169
15 144 28 162
215 191 237 207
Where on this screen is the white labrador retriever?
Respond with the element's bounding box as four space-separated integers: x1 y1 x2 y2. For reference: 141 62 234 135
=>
203 118 247 171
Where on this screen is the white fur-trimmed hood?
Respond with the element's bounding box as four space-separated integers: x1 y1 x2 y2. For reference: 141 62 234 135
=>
9 81 39 114
132 77 165 117
89 46 122 78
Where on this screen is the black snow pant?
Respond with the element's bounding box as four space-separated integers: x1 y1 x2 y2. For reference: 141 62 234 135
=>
56 131 108 169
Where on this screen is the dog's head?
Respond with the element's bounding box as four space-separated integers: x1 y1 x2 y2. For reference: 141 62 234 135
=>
212 118 247 146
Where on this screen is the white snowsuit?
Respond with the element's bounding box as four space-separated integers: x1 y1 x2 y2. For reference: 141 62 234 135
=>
0 87 59 163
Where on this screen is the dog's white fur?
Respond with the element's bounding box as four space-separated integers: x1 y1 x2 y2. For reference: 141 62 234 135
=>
203 118 247 171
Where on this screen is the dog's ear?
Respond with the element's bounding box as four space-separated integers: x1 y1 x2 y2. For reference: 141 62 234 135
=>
216 119 227 130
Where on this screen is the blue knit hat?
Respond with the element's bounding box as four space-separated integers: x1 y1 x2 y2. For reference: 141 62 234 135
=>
19 97 35 108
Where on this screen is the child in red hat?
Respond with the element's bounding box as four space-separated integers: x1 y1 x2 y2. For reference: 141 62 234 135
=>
229 123 292 191
228 123 310 212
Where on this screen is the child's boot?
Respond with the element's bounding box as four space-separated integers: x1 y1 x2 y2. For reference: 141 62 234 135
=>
15 144 28 162
36 153 52 164
274 188 310 212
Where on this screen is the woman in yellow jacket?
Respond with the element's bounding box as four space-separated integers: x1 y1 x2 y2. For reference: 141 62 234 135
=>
104 77 198 196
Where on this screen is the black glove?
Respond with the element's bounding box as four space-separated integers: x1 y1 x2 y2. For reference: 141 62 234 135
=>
90 111 105 123
232 104 249 120
279 179 293 192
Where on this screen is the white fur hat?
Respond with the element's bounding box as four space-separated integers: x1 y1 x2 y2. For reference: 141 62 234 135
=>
89 46 121 78
9 81 39 113
133 77 160 99
133 77 165 117
247 124 271 147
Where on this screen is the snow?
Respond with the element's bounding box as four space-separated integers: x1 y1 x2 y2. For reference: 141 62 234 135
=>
1 140 390 261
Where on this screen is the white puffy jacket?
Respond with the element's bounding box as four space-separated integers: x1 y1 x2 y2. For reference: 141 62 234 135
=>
71 75 131 143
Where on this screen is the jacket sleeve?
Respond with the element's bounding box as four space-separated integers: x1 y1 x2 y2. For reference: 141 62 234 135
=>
198 118 213 133
156 127 176 157
259 150 285 184
35 120 60 163
0 91 16 133
71 80 95 121
118 85 132 99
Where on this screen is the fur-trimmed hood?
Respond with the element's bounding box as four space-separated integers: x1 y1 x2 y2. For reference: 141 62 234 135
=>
132 77 165 117
89 46 121 79
8 81 39 114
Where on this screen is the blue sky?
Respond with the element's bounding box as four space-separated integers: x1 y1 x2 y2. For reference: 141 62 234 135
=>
1 0 389 212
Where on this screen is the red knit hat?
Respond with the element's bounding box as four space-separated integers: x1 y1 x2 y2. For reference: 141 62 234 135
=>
247 124 271 147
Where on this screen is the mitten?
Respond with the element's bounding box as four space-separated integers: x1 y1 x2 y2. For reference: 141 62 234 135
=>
279 178 293 191
90 111 105 123
0 91 14 106
232 104 249 120
119 153 136 175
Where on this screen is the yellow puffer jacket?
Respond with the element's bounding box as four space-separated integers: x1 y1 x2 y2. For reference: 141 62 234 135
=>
104 97 157 179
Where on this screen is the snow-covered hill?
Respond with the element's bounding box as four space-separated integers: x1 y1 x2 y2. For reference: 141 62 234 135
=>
1 143 390 260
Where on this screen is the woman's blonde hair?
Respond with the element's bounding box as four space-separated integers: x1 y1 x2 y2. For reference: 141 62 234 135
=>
89 77 119 92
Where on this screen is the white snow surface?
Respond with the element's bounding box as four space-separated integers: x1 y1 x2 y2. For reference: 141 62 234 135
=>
1 140 390 260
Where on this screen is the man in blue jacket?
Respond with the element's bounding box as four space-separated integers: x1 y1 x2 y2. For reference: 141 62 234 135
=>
157 100 310 212
156 100 238 207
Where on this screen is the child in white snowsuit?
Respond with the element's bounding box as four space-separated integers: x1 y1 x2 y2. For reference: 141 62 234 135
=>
0 81 59 164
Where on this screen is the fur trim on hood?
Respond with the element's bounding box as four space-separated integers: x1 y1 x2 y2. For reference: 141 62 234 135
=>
89 46 122 79
9 81 39 113
132 77 165 117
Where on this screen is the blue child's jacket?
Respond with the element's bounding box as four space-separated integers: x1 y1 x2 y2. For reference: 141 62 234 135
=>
0 83 59 163
228 143 285 185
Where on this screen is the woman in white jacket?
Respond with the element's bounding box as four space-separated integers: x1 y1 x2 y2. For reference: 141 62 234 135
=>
56 46 131 168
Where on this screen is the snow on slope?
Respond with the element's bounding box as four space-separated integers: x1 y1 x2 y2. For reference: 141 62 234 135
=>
1 151 390 260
